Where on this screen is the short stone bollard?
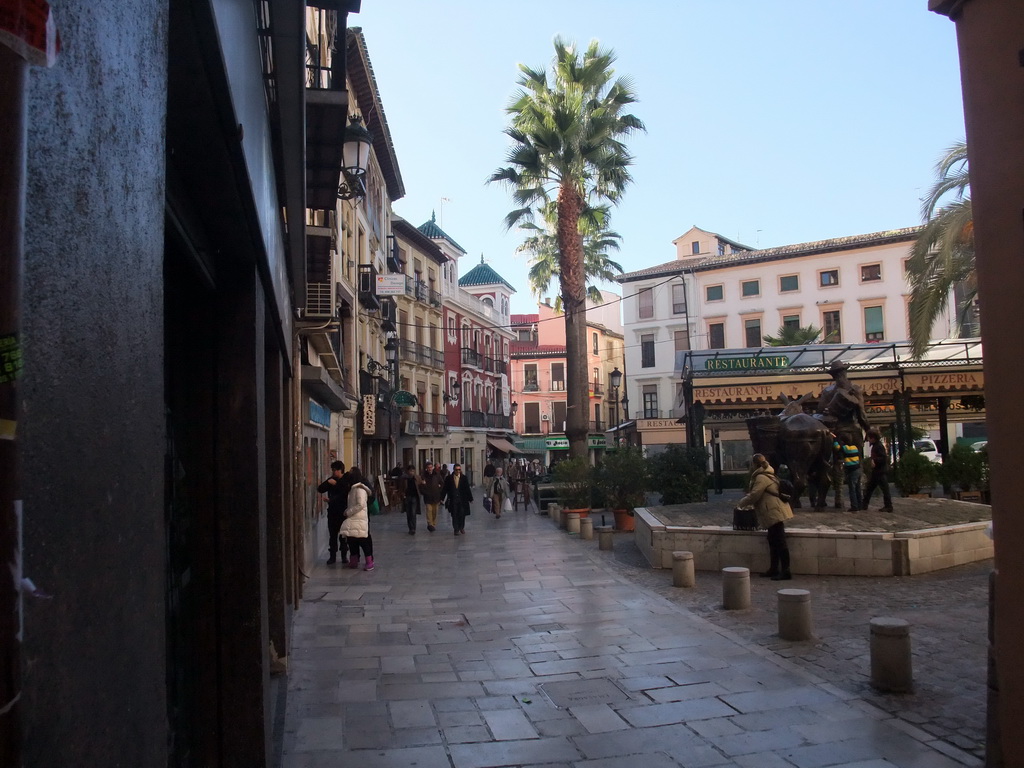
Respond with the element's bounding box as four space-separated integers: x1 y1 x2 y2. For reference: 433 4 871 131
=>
672 551 695 588
565 513 581 534
870 617 913 692
722 567 751 610
777 589 812 641
579 516 594 540
596 526 614 551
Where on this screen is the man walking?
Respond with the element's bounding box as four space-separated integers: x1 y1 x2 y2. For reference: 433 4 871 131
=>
862 429 893 512
317 460 352 564
833 434 863 512
402 464 420 534
442 463 474 536
419 461 444 532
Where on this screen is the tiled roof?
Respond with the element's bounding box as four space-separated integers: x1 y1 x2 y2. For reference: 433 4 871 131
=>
510 343 566 356
510 314 539 325
618 226 924 283
418 211 466 253
458 255 516 292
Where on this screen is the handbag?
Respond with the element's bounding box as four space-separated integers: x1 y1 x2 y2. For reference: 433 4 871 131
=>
732 506 758 531
483 496 492 512
502 497 513 513
368 495 381 516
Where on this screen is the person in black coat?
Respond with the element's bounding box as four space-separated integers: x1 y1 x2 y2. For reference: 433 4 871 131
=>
317 460 352 564
442 463 474 536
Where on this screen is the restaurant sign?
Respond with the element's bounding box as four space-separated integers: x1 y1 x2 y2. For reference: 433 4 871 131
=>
704 355 790 371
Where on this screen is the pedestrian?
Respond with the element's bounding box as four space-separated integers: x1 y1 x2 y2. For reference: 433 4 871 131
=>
419 461 444 532
833 434 863 512
317 460 352 565
737 453 794 581
442 462 473 536
862 429 894 512
491 466 509 519
402 463 420 535
483 460 496 497
340 467 375 570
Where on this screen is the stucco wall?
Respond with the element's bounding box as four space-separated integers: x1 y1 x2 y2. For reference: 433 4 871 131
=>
19 2 168 764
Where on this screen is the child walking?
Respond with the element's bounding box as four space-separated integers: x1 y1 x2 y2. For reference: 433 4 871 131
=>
340 467 375 571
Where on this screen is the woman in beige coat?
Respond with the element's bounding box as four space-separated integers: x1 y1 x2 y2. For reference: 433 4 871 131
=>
737 454 794 580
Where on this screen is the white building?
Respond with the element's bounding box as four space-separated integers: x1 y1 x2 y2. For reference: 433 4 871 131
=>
617 225 962 454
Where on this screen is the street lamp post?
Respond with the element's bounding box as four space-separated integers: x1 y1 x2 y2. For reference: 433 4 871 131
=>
610 367 622 428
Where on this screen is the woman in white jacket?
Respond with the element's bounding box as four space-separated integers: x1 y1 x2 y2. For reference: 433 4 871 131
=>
340 467 375 571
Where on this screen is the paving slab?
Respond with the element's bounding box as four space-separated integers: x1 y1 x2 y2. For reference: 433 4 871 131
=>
280 496 985 767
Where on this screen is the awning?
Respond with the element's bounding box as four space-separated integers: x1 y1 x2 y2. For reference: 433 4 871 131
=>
487 438 521 455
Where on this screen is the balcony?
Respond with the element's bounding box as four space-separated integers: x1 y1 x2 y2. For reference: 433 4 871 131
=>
591 382 604 396
357 264 380 310
550 381 565 392
493 359 507 376
482 356 494 373
522 382 540 392
461 347 482 368
462 409 486 428
590 420 606 432
399 338 443 370
401 411 449 435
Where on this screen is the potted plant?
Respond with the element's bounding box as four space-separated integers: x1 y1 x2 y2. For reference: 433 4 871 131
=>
596 446 649 531
938 444 985 501
893 449 937 497
553 457 594 515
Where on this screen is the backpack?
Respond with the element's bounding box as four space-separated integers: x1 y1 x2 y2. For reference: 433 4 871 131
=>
775 478 794 503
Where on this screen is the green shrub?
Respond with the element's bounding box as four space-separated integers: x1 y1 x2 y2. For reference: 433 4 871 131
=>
893 449 937 495
596 446 649 511
648 445 709 504
938 444 985 491
553 457 594 509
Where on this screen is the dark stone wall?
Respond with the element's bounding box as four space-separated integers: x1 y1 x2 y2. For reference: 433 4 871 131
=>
20 2 169 765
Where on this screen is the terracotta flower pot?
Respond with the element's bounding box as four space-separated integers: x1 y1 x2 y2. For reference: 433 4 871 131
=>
613 509 635 531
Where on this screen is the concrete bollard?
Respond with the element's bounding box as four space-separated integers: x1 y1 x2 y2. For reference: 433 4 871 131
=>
565 513 581 534
722 567 751 610
596 526 614 551
579 516 594 540
777 589 812 641
672 551 695 588
870 617 913 692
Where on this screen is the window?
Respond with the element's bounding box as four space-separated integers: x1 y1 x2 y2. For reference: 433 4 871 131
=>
523 364 538 391
638 287 654 319
741 279 760 297
708 322 725 349
671 283 687 315
517 328 532 342
641 333 655 368
552 401 567 432
864 306 885 342
819 269 839 287
691 240 700 255
782 314 800 331
592 332 599 355
779 274 799 293
861 264 882 282
550 363 565 391
674 330 690 352
705 284 724 302
717 241 725 256
524 402 541 433
744 318 762 347
593 367 600 385
642 385 659 419
823 310 841 343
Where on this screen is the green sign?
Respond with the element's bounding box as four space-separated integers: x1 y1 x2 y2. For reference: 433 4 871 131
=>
392 390 419 407
704 355 790 371
545 436 608 450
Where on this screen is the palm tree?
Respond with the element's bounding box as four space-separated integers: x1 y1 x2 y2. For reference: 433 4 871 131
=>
489 38 644 458
763 324 824 346
907 141 976 358
518 202 624 310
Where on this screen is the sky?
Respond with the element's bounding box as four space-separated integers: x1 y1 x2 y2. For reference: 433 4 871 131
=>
352 1 966 316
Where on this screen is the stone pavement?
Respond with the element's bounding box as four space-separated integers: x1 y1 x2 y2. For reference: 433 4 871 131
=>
280 496 987 768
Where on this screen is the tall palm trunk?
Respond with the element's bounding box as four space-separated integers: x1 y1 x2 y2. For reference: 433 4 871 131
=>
557 184 589 459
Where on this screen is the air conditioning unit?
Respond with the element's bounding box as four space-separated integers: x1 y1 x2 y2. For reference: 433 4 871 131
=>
541 414 550 421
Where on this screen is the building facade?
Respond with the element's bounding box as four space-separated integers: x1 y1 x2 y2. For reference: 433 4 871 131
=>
617 225 965 460
509 296 625 467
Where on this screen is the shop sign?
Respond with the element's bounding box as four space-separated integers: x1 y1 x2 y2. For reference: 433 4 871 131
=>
545 437 569 450
375 274 406 295
637 419 681 430
392 390 418 407
904 371 984 392
308 399 331 428
362 394 376 433
704 355 790 371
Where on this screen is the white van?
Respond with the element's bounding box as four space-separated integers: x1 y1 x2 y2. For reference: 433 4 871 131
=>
914 438 942 463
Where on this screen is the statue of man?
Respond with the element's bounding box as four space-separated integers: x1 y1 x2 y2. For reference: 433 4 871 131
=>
816 359 870 448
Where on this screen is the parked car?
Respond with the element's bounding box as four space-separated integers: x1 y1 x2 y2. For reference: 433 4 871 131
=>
914 438 942 464
972 440 988 453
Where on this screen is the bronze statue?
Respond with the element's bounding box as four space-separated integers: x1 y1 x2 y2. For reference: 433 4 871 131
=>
815 359 870 449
